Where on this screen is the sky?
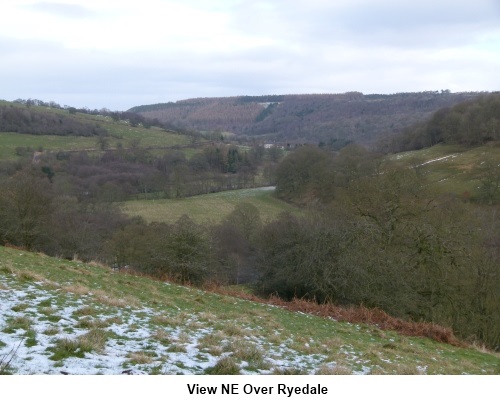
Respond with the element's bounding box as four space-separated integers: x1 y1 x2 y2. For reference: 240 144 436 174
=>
1 0 499 111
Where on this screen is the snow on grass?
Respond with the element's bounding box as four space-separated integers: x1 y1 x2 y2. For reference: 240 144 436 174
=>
414 154 459 167
2 251 499 376
0 271 365 375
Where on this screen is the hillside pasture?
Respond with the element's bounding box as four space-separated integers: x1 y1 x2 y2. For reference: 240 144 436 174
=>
1 246 499 375
389 143 500 201
78 113 190 148
120 187 300 224
0 104 190 160
0 132 99 160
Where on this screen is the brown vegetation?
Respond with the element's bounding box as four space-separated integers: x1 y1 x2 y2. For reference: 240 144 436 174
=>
205 284 463 347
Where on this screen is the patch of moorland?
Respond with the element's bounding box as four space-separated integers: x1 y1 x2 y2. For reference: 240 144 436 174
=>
0 246 499 375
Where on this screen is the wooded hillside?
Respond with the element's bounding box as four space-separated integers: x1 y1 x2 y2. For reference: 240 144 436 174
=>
130 91 484 145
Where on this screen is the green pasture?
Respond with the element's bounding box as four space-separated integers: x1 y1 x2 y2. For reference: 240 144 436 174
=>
120 187 300 224
0 130 188 160
77 113 190 147
0 132 98 160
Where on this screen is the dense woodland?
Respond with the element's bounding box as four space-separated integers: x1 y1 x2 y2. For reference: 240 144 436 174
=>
131 91 485 146
1 95 499 350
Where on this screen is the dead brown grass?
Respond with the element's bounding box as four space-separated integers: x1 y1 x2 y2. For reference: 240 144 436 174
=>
205 284 463 347
276 298 463 347
127 351 154 364
16 270 47 282
92 289 139 307
62 283 90 295
315 364 352 375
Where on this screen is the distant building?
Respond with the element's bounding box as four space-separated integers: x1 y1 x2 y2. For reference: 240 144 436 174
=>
263 142 310 150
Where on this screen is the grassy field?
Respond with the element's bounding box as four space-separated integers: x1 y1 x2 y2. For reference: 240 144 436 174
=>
0 132 97 160
0 245 498 375
120 187 300 224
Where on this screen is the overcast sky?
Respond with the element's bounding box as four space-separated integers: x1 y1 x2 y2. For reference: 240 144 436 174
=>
1 0 499 111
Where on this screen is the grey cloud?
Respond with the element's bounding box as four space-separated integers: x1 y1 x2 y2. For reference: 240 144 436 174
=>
326 1 500 47
0 36 64 55
2 1 499 110
333 0 500 31
229 0 500 50
2 52 497 111
2 38 498 111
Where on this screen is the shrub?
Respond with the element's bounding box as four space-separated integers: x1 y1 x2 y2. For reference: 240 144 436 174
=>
205 356 240 375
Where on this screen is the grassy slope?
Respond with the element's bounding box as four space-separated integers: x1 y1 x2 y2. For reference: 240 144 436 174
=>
0 246 498 375
0 104 189 160
388 143 500 200
82 113 189 148
120 187 301 224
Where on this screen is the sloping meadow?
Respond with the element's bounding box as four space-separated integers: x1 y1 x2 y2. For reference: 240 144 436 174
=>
0 246 499 375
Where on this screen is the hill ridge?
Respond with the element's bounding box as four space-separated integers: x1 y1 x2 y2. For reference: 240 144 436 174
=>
129 91 487 145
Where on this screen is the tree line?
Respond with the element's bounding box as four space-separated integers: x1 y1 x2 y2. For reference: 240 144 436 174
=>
17 141 278 203
0 166 262 284
0 105 107 137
